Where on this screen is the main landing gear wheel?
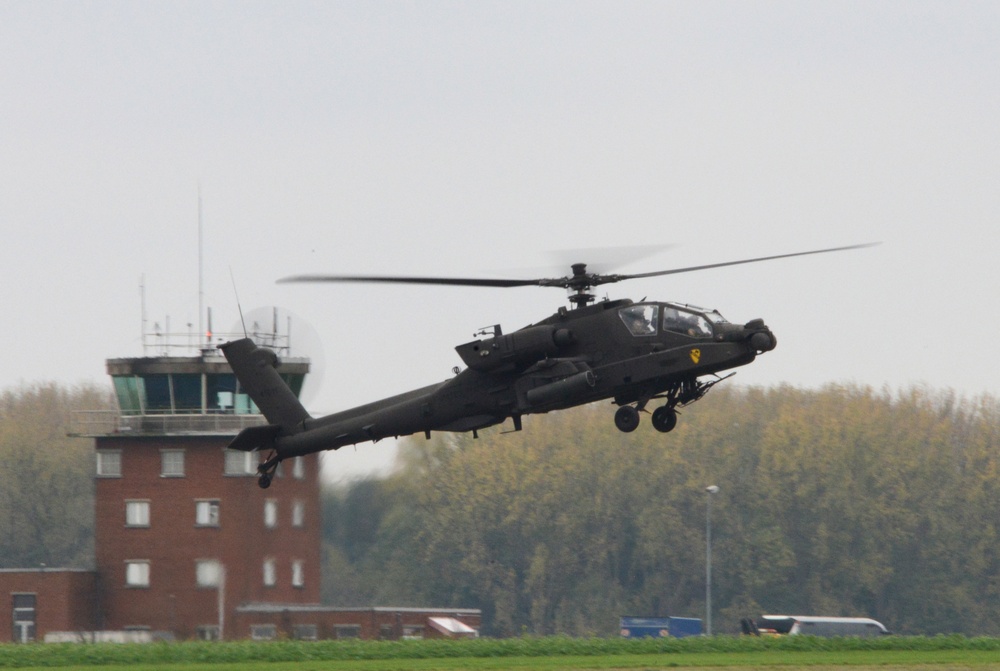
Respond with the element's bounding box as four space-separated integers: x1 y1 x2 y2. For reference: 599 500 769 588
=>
614 405 640 433
258 472 272 489
651 406 678 433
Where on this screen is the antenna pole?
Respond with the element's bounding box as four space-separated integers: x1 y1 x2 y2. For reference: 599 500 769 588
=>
229 267 248 338
198 185 204 347
140 275 147 355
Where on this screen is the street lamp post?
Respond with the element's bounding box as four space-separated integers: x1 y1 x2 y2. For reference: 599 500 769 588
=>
705 485 720 635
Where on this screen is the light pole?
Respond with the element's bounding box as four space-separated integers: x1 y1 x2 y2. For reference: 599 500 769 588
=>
705 485 720 635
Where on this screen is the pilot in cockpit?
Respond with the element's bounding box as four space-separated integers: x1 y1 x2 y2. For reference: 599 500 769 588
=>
622 305 657 335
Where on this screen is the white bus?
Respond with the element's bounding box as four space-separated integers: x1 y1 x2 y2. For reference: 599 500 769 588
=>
747 615 890 637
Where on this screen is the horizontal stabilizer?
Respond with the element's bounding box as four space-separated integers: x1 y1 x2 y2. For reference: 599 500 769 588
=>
228 424 282 452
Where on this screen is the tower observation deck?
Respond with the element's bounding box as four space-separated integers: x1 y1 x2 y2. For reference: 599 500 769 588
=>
71 325 309 438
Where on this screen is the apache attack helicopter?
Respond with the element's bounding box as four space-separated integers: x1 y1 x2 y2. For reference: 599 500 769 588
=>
221 244 875 488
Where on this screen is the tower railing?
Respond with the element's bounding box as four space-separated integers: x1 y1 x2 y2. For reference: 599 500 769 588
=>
68 410 268 437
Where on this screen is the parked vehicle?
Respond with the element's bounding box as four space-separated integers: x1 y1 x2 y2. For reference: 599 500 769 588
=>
742 615 890 637
620 616 702 638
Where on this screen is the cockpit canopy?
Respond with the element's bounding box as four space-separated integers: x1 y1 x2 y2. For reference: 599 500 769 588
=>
619 303 727 338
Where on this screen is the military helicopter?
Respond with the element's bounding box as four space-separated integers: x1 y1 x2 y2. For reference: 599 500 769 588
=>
221 243 875 488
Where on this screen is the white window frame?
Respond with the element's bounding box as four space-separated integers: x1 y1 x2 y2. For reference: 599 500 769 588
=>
196 625 220 641
293 624 318 641
160 449 185 477
292 456 305 479
291 560 304 588
125 500 150 527
292 500 305 528
251 624 277 640
263 558 276 587
195 559 223 588
264 499 278 529
335 625 361 639
125 560 150 588
195 500 220 527
224 449 255 476
97 450 122 477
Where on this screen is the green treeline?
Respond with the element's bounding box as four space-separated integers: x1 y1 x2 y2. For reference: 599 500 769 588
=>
0 382 110 569
3 382 999 638
323 385 1000 637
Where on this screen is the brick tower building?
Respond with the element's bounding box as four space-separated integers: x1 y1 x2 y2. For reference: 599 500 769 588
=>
91 348 318 640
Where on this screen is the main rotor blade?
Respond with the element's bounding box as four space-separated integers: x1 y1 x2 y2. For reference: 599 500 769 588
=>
612 242 880 283
278 274 544 288
278 243 879 292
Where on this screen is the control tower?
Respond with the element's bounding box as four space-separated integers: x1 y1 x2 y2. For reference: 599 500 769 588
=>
74 318 320 640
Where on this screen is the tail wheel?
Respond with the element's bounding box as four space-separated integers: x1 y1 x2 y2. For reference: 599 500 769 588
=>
257 452 280 489
651 406 678 433
614 405 641 433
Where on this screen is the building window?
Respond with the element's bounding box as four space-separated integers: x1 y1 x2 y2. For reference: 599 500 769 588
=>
292 624 318 641
12 593 36 644
291 560 304 588
263 558 276 587
96 450 122 477
224 449 255 476
160 450 185 477
125 500 150 527
402 625 425 640
196 626 220 641
292 500 305 528
264 499 278 528
125 561 150 587
251 624 277 640
195 559 223 588
195 500 220 527
335 625 361 639
292 456 305 479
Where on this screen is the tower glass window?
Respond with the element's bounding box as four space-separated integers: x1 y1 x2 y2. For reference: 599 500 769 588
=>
172 374 202 412
206 374 238 412
144 374 171 413
112 376 143 415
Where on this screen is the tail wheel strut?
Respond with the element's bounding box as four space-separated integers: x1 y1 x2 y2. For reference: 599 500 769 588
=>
257 453 281 489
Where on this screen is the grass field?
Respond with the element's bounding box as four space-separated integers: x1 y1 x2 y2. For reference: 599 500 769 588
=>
3 636 1000 671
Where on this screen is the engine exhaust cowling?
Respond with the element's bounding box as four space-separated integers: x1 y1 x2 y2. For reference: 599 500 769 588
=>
455 325 573 372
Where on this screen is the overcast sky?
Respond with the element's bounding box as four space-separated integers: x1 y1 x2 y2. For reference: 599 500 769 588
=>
3 1 998 478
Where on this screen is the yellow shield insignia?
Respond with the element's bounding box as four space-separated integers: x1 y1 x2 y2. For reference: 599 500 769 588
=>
689 348 701 364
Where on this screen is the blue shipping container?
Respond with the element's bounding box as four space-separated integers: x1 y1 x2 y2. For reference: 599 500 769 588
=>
619 616 702 638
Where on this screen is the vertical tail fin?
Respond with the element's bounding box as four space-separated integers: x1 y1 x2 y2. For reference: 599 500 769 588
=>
219 338 311 431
